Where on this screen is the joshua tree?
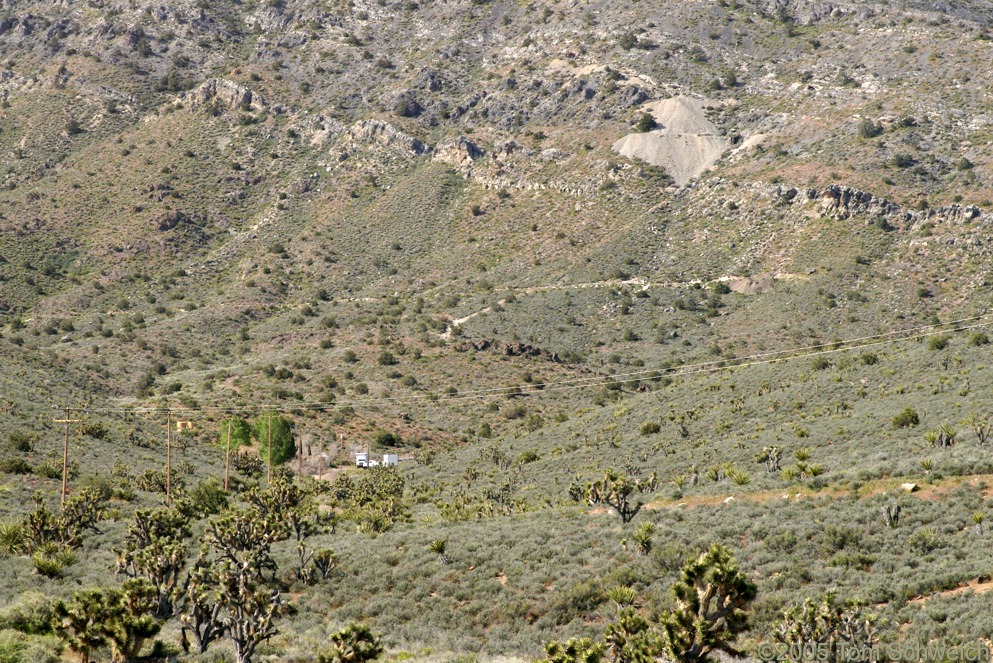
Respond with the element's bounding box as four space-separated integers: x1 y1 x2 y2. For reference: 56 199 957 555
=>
537 638 605 663
320 623 383 663
217 561 286 663
773 591 878 663
605 608 664 663
52 580 162 663
882 503 901 528
52 589 113 663
658 544 757 663
178 552 226 655
114 507 191 617
586 470 644 523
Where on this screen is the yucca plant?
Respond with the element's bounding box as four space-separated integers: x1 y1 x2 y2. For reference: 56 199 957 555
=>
728 469 751 486
606 585 638 607
32 552 66 578
780 467 800 481
0 520 25 555
633 522 656 555
427 539 449 565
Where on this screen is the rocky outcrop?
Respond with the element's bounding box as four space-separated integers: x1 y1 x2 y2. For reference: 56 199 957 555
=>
432 136 483 169
344 119 427 156
180 78 266 112
492 140 527 163
154 210 206 231
746 0 876 24
817 184 900 220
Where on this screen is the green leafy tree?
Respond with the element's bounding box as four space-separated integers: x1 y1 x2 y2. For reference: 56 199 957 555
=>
658 544 757 663
253 412 296 466
219 418 252 449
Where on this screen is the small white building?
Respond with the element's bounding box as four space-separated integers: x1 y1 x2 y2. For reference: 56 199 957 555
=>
355 452 399 468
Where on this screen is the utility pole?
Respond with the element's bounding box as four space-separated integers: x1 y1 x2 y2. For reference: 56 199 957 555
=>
53 406 81 503
298 433 303 478
166 410 172 501
317 440 324 481
224 418 232 492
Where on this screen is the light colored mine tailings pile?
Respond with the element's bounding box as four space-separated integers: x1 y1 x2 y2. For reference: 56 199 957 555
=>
612 96 729 186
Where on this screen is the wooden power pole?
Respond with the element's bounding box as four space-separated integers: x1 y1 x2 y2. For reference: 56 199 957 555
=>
224 418 232 492
166 411 172 501
53 406 81 503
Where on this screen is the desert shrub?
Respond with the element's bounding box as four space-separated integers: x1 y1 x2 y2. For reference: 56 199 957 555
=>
860 353 878 365
0 593 54 635
547 580 605 625
187 478 228 517
6 431 37 452
0 458 32 475
857 118 883 138
968 332 990 347
0 629 59 663
927 335 949 351
893 408 920 429
640 421 661 436
517 450 540 465
35 452 77 481
76 476 114 501
76 422 109 440
810 356 831 371
634 113 657 132
372 430 401 448
892 153 915 168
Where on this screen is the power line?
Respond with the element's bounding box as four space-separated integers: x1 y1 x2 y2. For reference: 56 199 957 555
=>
77 312 993 417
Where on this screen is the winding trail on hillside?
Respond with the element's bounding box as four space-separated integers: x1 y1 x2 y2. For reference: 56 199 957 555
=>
438 272 804 339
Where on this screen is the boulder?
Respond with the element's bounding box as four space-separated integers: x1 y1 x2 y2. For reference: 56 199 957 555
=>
432 136 483 169
345 119 427 156
182 78 267 112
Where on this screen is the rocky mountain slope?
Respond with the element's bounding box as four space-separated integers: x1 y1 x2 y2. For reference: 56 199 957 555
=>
3 0 993 660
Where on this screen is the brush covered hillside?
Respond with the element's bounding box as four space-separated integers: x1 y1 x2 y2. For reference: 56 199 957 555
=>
5 0 993 660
